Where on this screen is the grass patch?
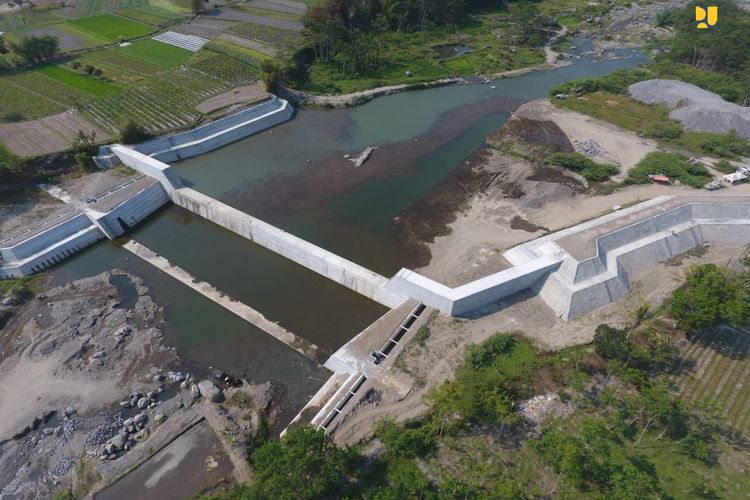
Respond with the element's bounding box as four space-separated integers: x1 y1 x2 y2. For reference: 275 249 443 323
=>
204 39 271 68
232 5 301 22
555 91 750 160
67 14 152 42
625 151 712 188
36 65 120 96
547 152 618 182
116 38 192 68
84 48 164 76
713 159 738 174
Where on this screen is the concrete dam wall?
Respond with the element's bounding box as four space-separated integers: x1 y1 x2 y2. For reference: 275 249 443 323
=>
1 180 170 278
171 187 407 308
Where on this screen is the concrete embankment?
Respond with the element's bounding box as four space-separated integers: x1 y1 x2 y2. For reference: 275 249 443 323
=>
97 97 293 167
119 239 323 362
0 179 169 278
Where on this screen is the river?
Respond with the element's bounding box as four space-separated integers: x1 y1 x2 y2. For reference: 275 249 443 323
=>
50 49 645 415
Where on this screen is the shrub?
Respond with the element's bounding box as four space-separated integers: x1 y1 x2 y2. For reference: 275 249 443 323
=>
547 152 618 182
625 151 711 188
713 159 737 174
118 120 151 144
670 263 750 332
698 130 750 159
647 122 683 140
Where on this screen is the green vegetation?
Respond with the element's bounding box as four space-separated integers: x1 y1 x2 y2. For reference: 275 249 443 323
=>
184 50 259 84
116 6 182 26
547 152 618 182
118 119 151 144
207 293 750 499
0 276 37 301
36 65 120 96
67 15 152 42
625 151 712 188
234 5 301 22
116 39 192 68
287 0 556 94
713 159 737 174
204 39 271 68
670 263 750 333
553 92 750 160
6 35 59 66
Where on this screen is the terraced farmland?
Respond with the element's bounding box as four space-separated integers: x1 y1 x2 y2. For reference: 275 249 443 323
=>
67 14 153 42
81 66 243 132
672 328 750 436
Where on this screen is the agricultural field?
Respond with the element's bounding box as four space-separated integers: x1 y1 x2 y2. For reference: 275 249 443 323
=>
0 70 91 122
204 39 270 67
83 48 164 78
36 65 121 96
226 21 302 48
115 38 192 68
116 5 184 26
672 328 750 436
233 4 302 22
81 64 251 132
184 50 259 84
67 14 153 42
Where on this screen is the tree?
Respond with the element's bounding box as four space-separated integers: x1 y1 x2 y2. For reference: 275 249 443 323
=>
246 425 361 499
189 0 202 15
259 59 283 94
118 120 151 145
8 35 59 66
0 35 8 55
670 264 750 332
72 130 98 170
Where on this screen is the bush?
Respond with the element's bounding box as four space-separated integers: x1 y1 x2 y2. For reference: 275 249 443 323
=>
647 122 683 140
670 263 750 332
625 151 711 188
713 159 737 174
547 152 618 182
375 418 436 458
118 120 151 144
698 130 750 159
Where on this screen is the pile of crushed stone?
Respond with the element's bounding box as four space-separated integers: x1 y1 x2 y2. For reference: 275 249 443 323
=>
628 79 750 139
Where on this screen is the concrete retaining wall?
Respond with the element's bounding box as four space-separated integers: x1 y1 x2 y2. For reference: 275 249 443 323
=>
1 213 91 261
384 256 562 316
134 97 293 163
0 225 103 278
88 182 169 239
171 187 406 308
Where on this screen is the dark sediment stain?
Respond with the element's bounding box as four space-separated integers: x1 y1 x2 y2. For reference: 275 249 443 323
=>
223 95 524 219
510 215 550 233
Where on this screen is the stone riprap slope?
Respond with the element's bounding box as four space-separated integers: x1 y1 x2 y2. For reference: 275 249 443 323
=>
628 79 750 138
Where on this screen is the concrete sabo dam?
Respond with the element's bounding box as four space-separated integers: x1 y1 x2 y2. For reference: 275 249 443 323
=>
4 96 750 325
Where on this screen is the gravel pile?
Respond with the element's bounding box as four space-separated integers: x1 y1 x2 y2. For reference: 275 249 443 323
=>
628 79 750 138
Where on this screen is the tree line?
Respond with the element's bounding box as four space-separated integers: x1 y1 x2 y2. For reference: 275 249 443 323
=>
0 34 60 68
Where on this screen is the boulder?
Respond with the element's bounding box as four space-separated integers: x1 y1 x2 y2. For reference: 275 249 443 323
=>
154 413 166 423
111 434 125 450
137 397 149 409
65 406 76 416
92 350 106 359
190 384 200 400
134 414 148 426
197 380 224 403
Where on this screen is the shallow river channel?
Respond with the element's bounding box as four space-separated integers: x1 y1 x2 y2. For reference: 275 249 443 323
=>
51 49 645 416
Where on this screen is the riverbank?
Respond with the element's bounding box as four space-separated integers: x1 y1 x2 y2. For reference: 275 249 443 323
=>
0 270 284 498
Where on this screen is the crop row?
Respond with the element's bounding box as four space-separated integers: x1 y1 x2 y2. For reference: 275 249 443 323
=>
82 67 230 132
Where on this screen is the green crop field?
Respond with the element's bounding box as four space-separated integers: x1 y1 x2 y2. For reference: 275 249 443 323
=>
36 66 121 97
67 14 153 42
84 48 164 77
672 329 750 436
116 5 183 25
81 66 241 132
233 5 301 22
0 70 95 121
116 39 192 68
184 51 259 84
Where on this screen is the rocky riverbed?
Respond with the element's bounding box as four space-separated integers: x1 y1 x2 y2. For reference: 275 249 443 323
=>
0 271 279 499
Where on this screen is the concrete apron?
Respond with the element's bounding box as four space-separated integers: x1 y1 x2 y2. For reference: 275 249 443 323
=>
118 238 325 364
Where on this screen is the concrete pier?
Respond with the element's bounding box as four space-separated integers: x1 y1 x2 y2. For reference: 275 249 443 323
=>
119 239 324 363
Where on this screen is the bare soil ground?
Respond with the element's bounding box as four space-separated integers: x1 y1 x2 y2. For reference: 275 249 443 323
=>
334 242 749 446
0 111 113 157
514 99 659 179
0 189 66 240
196 84 269 114
0 271 271 499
